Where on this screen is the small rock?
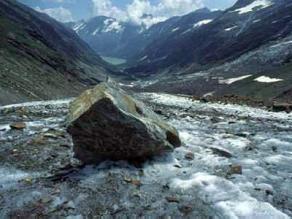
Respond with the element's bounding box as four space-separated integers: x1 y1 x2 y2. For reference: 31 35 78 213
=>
178 205 193 214
124 177 141 186
174 164 182 168
10 122 26 130
185 152 194 160
44 133 59 139
209 147 232 158
166 196 180 203
228 165 242 175
210 117 221 123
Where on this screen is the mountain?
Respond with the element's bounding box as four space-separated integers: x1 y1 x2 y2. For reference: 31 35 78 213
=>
128 0 292 74
67 8 222 61
0 0 112 105
66 17 142 59
125 0 292 102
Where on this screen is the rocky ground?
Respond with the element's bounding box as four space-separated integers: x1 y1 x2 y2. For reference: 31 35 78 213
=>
0 93 291 218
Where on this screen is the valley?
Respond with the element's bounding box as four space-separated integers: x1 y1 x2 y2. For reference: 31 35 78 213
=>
0 0 292 218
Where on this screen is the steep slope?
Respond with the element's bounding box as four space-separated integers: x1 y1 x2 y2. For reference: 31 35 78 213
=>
127 0 292 75
0 0 112 105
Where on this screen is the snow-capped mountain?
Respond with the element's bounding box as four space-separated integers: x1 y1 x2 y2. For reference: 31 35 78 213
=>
124 0 292 102
67 8 221 60
66 16 142 59
128 0 292 75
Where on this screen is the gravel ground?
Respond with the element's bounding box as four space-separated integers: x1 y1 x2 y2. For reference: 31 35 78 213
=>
0 93 291 218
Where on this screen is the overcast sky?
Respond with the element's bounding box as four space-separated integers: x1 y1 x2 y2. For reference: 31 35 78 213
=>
19 0 237 25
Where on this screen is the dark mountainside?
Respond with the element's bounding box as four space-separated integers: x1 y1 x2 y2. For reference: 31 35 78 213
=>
0 0 113 105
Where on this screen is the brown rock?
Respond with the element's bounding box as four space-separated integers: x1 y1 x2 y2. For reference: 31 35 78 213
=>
228 165 242 175
10 122 26 130
166 196 180 203
185 152 194 160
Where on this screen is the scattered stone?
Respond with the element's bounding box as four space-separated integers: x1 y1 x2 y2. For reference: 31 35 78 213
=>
209 147 233 158
185 152 194 160
210 117 221 123
235 132 249 138
272 146 277 152
228 165 242 175
124 177 141 186
174 164 182 168
44 133 59 139
200 97 209 103
272 102 292 113
10 122 26 130
178 205 193 214
166 196 180 203
67 83 181 164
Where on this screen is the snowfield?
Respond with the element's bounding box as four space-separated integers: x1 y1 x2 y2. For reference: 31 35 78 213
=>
0 93 291 218
233 0 273 14
254 76 284 83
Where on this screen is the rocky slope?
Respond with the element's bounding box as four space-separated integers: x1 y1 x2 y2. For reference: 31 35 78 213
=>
0 93 291 218
0 0 113 105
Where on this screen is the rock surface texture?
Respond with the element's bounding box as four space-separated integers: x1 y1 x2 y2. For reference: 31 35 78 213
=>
67 83 181 163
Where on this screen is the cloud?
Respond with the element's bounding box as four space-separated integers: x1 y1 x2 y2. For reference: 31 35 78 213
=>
35 6 74 22
92 0 204 27
91 0 127 21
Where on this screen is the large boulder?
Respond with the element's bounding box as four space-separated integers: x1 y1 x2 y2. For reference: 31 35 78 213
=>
67 83 181 164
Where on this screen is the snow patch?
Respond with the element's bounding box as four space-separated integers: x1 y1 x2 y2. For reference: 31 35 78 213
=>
219 75 252 85
193 19 213 28
73 23 85 33
254 76 283 83
225 26 237 31
0 99 72 109
271 40 292 48
234 0 273 14
171 172 289 219
171 27 180 32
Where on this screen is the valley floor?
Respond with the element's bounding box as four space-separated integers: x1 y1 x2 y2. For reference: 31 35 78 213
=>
0 93 291 218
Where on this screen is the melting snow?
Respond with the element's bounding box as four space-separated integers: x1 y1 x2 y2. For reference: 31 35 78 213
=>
137 93 292 217
0 168 38 189
254 76 283 83
73 23 85 33
225 26 238 31
271 40 292 48
234 0 273 14
171 27 180 32
193 19 213 28
0 98 72 109
219 75 252 85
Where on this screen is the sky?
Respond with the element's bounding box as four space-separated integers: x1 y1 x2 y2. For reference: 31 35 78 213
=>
18 0 237 26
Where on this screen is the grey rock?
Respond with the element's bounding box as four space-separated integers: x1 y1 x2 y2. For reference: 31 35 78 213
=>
67 83 181 164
